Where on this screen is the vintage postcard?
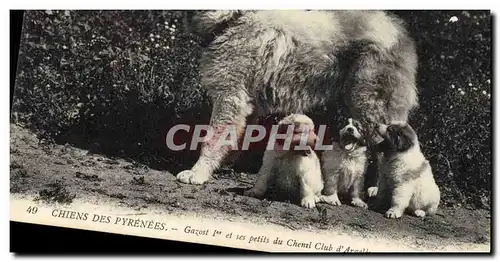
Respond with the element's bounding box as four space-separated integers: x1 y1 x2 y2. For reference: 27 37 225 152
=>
10 9 491 253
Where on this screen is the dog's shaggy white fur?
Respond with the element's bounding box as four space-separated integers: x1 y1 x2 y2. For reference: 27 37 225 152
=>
243 114 323 208
177 10 419 185
320 118 369 208
372 122 440 219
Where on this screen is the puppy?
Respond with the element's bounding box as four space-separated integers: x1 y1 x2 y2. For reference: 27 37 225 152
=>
243 114 323 208
320 118 369 208
372 121 440 219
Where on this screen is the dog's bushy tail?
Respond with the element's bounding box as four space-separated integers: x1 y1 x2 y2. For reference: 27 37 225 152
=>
187 10 246 46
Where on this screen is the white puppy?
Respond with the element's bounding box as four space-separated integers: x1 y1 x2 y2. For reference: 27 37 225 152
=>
243 114 323 209
372 121 440 219
320 118 369 208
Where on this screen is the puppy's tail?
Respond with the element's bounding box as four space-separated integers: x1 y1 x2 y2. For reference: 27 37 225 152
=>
187 10 247 46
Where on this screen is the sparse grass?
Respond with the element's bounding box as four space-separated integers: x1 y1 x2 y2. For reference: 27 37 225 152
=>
35 180 76 204
10 160 23 169
131 176 147 185
75 171 102 182
14 169 28 178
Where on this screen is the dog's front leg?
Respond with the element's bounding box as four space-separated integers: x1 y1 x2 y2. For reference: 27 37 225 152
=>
225 112 260 167
319 171 341 206
243 151 276 199
299 167 323 209
350 177 368 209
176 94 254 185
299 177 319 209
385 183 413 219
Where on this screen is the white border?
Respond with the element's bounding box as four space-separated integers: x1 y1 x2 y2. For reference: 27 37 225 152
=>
4 0 500 10
4 1 498 261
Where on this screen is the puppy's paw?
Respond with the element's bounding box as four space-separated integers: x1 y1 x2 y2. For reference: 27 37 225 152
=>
176 170 210 185
301 196 317 209
243 187 265 199
320 194 342 206
351 198 368 209
384 208 403 219
414 209 426 218
367 187 378 198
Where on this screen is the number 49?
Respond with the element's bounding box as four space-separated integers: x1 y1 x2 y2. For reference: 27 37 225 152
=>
26 206 38 214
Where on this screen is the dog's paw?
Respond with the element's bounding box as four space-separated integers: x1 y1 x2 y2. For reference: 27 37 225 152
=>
351 198 368 209
243 188 265 199
384 208 403 219
176 170 210 185
301 196 317 209
414 209 426 218
367 187 378 198
320 194 342 206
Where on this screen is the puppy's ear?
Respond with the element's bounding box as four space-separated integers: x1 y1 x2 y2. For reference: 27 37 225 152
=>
395 132 412 152
374 139 390 153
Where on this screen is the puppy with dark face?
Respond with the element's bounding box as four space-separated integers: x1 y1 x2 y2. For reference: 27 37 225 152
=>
371 121 440 219
320 118 369 208
244 114 323 209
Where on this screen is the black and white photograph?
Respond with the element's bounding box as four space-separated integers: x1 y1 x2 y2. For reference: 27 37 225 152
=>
9 7 492 253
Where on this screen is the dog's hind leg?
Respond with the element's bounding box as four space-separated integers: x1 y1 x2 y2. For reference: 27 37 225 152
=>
176 90 254 185
426 203 438 216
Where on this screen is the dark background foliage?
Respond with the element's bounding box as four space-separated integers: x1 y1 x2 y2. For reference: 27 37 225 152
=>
11 10 491 210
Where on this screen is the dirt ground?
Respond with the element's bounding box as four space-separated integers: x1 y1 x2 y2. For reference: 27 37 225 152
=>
10 123 491 251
